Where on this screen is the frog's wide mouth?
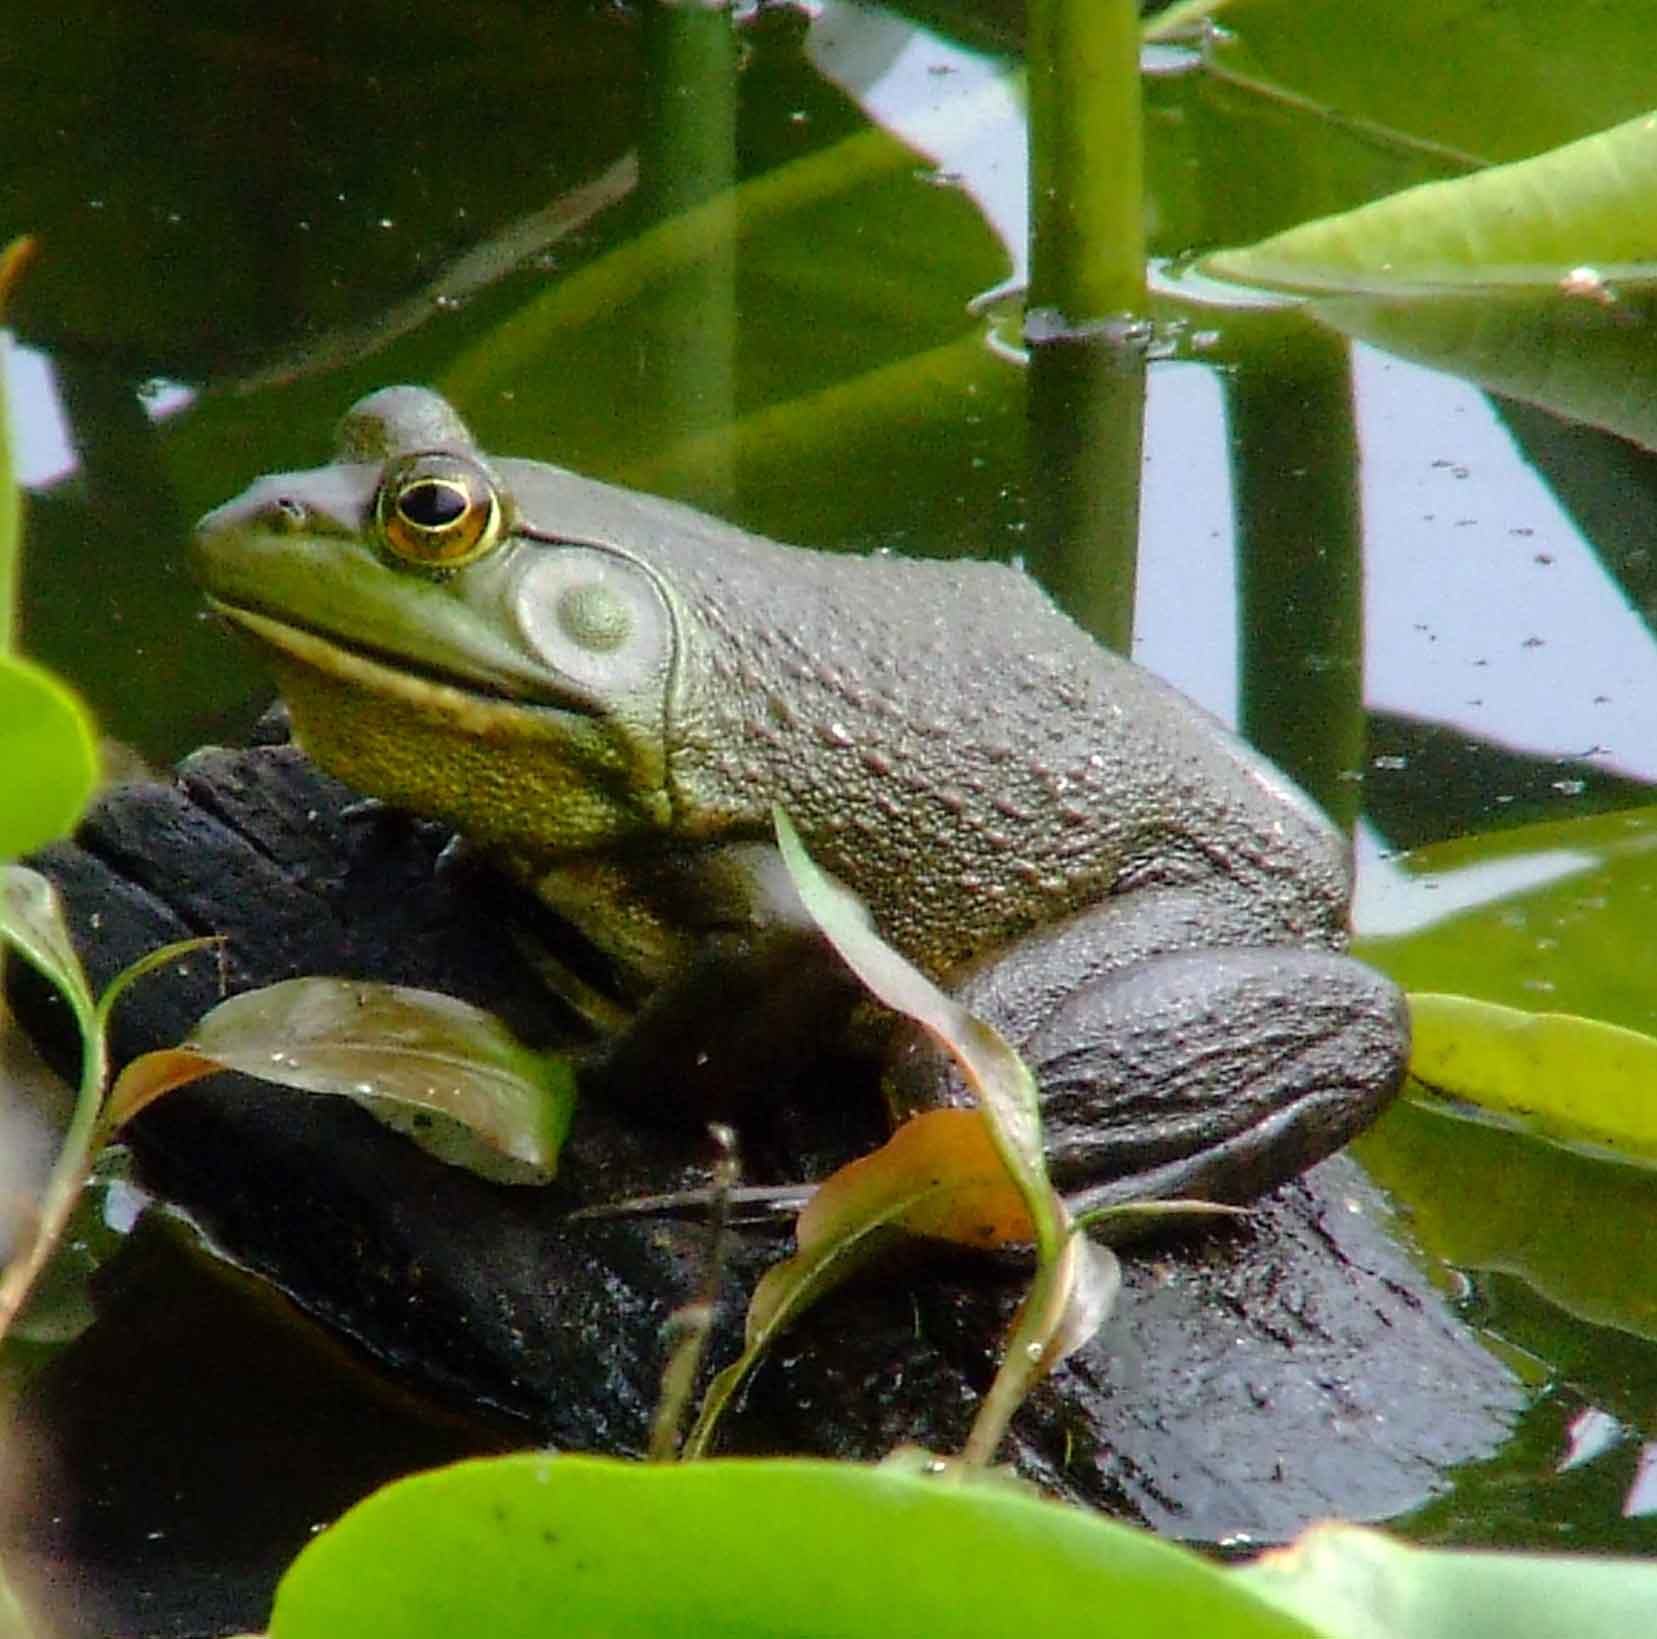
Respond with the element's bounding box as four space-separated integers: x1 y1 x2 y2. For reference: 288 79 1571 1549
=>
209 598 598 731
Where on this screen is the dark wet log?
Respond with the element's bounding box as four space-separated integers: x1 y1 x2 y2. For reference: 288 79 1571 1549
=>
11 739 1522 1578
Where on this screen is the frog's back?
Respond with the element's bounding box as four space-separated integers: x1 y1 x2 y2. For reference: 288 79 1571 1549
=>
646 520 1349 973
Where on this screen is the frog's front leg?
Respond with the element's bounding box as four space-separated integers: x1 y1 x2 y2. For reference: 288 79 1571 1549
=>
883 886 1409 1214
572 841 868 1118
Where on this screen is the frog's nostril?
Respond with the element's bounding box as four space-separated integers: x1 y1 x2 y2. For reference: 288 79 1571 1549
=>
266 495 308 531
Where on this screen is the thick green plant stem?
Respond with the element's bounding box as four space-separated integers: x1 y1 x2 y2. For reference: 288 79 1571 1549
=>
1225 314 1365 830
638 1 738 499
1027 0 1145 322
1023 0 1148 653
1024 329 1145 654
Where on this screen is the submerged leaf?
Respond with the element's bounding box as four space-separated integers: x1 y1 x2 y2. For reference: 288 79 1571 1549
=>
1356 805 1657 1035
1204 108 1657 296
179 979 576 1183
1409 993 1657 1164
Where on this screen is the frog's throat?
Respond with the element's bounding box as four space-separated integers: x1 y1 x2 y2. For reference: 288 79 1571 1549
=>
209 598 674 851
209 599 590 737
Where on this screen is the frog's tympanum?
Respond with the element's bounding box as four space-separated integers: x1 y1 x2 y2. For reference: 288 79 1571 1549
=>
194 388 1409 1213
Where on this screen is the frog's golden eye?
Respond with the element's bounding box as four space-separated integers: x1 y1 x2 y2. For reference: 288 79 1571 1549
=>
375 453 505 570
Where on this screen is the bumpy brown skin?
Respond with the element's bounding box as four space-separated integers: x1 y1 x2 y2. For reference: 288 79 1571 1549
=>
660 530 1351 967
194 387 1408 1211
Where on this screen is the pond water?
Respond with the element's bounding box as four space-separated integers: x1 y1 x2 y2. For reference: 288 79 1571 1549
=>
6 0 1657 1625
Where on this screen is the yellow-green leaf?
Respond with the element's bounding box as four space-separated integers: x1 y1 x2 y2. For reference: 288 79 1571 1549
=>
1409 992 1657 1162
1307 285 1657 453
270 1454 1327 1639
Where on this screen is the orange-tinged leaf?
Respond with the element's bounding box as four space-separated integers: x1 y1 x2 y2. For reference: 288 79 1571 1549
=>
798 1108 1036 1250
687 1110 1029 1455
772 807 1058 1259
105 1048 223 1130
0 237 34 318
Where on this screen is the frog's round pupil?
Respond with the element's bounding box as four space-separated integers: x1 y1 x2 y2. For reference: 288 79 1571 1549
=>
400 479 468 529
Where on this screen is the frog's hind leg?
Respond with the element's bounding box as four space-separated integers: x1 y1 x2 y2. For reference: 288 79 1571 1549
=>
1018 945 1409 1213
882 886 1409 1213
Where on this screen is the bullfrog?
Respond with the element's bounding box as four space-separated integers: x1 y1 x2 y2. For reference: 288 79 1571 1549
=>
193 387 1408 1213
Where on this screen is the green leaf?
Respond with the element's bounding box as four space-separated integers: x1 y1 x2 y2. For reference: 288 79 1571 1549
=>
0 325 15 648
0 867 109 1347
269 1454 1321 1639
1202 0 1657 174
1354 808 1657 1339
1408 993 1657 1164
0 865 95 1035
0 1551 39 1639
1074 1196 1252 1242
93 935 223 1039
1204 109 1657 297
1236 1520 1657 1639
0 657 98 861
765 810 1112 1469
1305 285 1657 453
0 302 95 852
173 979 577 1183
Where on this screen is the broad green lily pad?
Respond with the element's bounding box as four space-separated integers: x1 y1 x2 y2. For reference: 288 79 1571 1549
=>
269 1454 1320 1639
1238 1520 1657 1638
1204 109 1657 297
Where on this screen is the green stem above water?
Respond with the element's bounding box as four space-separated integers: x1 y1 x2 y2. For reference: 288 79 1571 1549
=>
1027 0 1146 324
